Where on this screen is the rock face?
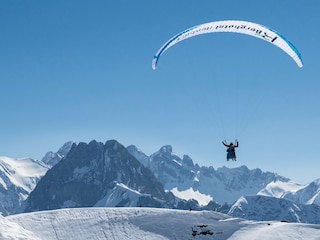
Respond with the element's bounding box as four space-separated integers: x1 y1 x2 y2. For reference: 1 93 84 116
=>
24 140 169 212
41 141 73 167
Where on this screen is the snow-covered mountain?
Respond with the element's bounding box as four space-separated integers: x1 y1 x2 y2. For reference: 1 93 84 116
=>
283 179 320 205
0 142 74 216
258 179 320 205
228 195 320 224
257 180 305 198
24 140 193 213
0 157 48 216
128 144 289 205
5 207 320 240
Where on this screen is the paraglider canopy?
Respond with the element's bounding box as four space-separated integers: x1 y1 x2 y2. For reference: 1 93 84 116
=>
152 20 303 69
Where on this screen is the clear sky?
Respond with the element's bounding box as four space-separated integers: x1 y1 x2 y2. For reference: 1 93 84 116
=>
0 1 319 184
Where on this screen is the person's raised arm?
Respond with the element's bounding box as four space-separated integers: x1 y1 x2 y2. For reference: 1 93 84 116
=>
222 141 228 147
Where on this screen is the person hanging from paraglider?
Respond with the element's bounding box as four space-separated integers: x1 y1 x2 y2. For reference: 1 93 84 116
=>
222 139 239 161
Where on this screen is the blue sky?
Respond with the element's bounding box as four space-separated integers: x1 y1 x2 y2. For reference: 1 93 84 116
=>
0 1 319 184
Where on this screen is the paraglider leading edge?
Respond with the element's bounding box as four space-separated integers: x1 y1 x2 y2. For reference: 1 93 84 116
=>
152 20 303 70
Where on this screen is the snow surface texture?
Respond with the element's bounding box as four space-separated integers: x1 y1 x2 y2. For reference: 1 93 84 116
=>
6 207 320 240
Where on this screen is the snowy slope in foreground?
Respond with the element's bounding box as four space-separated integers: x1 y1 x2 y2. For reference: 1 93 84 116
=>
6 208 320 240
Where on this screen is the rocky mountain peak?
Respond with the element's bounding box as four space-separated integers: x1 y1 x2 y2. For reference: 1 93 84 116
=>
182 155 194 168
160 145 173 154
42 141 74 166
24 140 168 212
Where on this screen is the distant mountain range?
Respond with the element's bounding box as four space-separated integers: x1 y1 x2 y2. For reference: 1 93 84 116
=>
1 139 320 223
128 144 289 204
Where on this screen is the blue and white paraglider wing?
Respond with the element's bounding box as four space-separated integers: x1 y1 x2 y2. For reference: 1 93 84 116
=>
152 20 303 70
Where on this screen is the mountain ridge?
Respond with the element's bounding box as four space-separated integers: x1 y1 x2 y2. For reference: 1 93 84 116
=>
1 139 320 224
128 144 289 204
24 140 176 212
228 195 320 223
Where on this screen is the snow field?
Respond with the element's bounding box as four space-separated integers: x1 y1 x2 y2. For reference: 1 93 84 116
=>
5 207 320 240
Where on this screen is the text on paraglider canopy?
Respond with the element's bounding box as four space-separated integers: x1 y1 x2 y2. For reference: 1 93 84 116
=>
176 24 278 43
215 24 278 42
